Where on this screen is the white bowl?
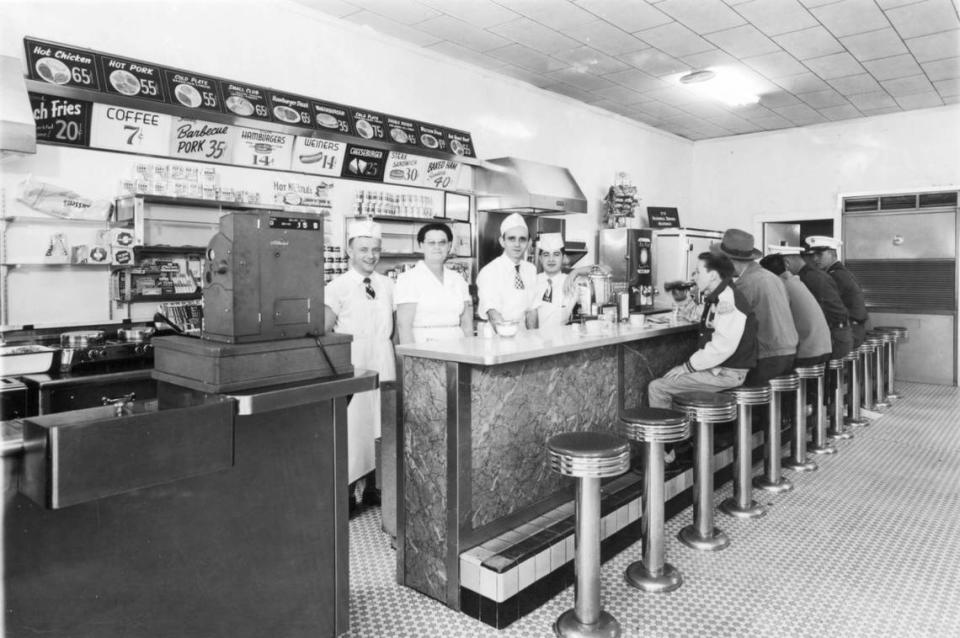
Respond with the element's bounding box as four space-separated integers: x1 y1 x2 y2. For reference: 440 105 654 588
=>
494 321 520 337
629 313 646 327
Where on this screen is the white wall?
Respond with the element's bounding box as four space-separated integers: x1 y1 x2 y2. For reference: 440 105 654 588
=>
1 0 693 328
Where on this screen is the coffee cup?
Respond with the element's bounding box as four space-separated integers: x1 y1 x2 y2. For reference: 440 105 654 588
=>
629 313 646 327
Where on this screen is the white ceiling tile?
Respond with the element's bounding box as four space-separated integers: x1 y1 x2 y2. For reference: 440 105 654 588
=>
633 100 686 117
602 68 665 91
619 48 690 76
734 0 819 36
774 72 832 92
804 52 865 78
881 74 936 95
574 0 674 32
591 84 650 104
840 28 910 61
773 102 829 123
416 15 513 51
644 85 703 105
860 105 903 115
828 72 884 93
886 0 960 39
677 101 732 118
761 90 804 107
774 26 844 59
847 90 897 109
862 54 925 80
634 22 715 58
680 48 741 68
551 46 632 74
811 0 892 37
342 11 443 46
819 103 864 120
797 88 851 107
545 68 618 91
347 0 441 24
749 114 795 130
743 50 810 78
565 20 651 55
921 57 960 81
293 0 361 18
874 0 922 7
944 94 960 103
543 81 605 102
426 40 512 69
489 17 582 53
656 0 746 34
895 91 946 107
496 64 558 87
496 0 601 30
906 30 960 62
724 0 757 5
486 43 570 73
934 77 960 95
797 0 845 6
419 0 520 28
706 24 781 58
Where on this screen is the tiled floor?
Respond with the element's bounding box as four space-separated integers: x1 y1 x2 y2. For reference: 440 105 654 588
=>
347 382 960 638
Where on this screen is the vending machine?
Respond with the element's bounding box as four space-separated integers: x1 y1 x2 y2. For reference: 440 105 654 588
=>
598 228 654 311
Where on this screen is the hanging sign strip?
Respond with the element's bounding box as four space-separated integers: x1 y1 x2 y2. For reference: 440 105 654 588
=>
384 153 461 190
231 126 294 171
169 118 234 164
25 37 102 91
29 92 93 148
99 54 166 103
220 81 272 121
90 103 172 155
291 136 347 176
162 68 223 114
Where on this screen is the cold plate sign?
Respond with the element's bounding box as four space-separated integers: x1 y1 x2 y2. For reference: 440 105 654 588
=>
90 104 172 155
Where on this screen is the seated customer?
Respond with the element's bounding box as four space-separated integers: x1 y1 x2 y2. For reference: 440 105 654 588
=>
647 251 758 409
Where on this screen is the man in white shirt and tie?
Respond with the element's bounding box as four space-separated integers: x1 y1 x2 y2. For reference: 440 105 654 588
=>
476 213 539 331
535 233 574 329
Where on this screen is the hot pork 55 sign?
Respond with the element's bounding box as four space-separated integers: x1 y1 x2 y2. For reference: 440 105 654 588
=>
90 104 171 155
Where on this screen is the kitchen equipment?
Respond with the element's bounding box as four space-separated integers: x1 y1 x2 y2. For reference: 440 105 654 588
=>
58 329 154 373
475 157 588 214
652 227 722 301
0 344 55 375
60 330 105 348
117 326 155 342
0 376 28 419
598 228 654 311
588 265 613 306
23 368 157 415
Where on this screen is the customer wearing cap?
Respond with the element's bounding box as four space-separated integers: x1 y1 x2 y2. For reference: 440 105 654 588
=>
476 213 538 331
395 222 473 344
714 229 798 385
759 250 832 367
780 245 852 359
806 236 870 347
324 219 395 509
647 251 758 408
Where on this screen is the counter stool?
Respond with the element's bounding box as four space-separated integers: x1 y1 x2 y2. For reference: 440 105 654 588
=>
620 408 691 593
753 374 797 494
719 386 770 519
546 432 631 638
843 350 869 428
860 339 884 411
804 363 836 456
826 358 853 441
874 326 908 400
871 329 899 404
866 333 890 409
672 391 737 552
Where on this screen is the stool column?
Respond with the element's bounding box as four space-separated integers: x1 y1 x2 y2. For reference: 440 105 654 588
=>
808 368 835 455
720 386 769 519
870 336 889 409
754 375 795 493
784 373 817 472
574 475 602 627
827 359 853 440
861 345 876 412
875 326 907 400
845 352 868 427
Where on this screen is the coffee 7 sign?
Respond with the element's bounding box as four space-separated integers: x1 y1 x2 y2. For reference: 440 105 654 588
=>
90 104 172 156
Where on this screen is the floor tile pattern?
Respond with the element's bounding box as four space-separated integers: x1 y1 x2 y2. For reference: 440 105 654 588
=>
347 382 960 637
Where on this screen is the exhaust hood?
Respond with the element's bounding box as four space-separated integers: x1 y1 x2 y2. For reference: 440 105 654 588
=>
476 157 587 215
1 55 36 157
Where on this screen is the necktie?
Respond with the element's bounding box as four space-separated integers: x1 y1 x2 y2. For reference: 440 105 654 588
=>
363 277 376 300
514 264 524 290
542 277 552 302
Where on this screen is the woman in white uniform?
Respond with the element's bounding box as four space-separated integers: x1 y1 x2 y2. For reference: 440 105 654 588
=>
396 222 473 343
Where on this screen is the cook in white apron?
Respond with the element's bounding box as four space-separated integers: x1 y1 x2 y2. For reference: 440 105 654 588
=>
535 233 573 329
476 213 538 329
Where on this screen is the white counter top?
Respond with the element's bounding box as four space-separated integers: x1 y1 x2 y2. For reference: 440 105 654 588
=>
394 318 697 366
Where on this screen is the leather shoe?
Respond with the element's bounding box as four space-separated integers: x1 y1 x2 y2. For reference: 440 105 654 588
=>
362 487 381 507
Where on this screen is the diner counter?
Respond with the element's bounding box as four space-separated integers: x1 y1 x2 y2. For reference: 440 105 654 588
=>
394 317 697 365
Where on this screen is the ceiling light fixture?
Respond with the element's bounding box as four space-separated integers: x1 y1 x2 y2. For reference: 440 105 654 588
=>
674 67 760 107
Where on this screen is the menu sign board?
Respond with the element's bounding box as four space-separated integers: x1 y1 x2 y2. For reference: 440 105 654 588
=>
291 136 347 176
384 153 461 190
311 100 352 134
351 110 387 142
268 91 313 127
647 206 680 228
99 54 166 103
90 103 172 155
170 118 233 164
341 144 387 182
385 116 419 149
416 123 448 153
162 69 222 114
232 126 293 170
25 38 101 91
29 93 92 148
220 81 271 121
444 127 476 158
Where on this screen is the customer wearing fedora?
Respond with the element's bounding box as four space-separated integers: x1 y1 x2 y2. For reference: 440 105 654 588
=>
805 236 870 348
714 229 798 385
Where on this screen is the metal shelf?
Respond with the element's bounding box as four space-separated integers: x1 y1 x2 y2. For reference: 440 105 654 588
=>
127 293 201 303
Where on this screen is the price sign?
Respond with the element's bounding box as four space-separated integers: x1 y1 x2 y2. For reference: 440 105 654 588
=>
268 91 313 127
311 100 352 134
384 153 461 190
385 116 420 148
341 144 387 182
232 126 293 170
291 136 346 176
25 38 101 91
444 127 476 158
162 69 222 113
351 110 386 142
30 93 92 148
90 104 172 155
170 118 233 164
220 81 271 121
99 54 165 102
416 123 448 153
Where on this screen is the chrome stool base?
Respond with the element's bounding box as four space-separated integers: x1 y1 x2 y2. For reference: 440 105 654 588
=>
719 496 766 519
678 525 729 551
875 400 890 409
829 427 854 440
887 392 901 401
554 609 621 638
753 475 793 493
782 456 818 472
624 561 682 593
808 441 837 455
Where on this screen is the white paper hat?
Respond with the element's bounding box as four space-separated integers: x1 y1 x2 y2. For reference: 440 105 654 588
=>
767 244 803 255
539 233 564 252
499 213 527 236
804 235 841 251
347 219 381 240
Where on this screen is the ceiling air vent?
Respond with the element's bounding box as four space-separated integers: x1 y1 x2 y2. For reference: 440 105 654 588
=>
843 197 879 212
880 194 918 210
919 192 958 208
